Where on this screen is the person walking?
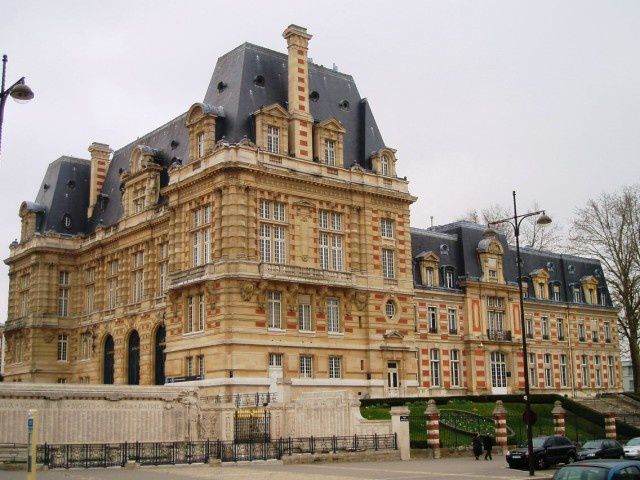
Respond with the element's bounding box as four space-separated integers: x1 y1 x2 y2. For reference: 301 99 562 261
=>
482 433 493 460
472 432 483 460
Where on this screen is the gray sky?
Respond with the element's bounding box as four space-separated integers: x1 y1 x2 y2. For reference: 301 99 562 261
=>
0 0 638 322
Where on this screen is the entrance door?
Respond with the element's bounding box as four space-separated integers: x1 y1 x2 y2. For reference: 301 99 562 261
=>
387 361 399 397
154 325 166 385
103 335 114 384
127 330 140 385
268 353 283 396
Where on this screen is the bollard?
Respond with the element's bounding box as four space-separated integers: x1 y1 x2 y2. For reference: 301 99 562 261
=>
425 399 441 459
492 400 508 455
552 401 566 436
605 413 616 439
391 406 411 460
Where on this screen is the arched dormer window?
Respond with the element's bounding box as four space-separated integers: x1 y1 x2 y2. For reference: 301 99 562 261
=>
416 250 440 287
186 103 223 162
477 229 505 283
371 148 397 177
530 268 551 300
381 155 389 176
313 118 346 167
122 145 162 217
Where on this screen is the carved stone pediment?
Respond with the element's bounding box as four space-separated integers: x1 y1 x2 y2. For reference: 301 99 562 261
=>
383 330 404 340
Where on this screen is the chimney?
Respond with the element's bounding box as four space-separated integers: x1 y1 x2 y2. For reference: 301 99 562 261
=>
283 24 314 161
87 142 112 218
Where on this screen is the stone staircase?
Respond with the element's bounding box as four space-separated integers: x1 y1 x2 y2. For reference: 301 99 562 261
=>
579 394 640 428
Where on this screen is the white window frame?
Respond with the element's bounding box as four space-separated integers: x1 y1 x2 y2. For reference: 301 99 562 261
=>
491 351 507 388
450 349 461 387
269 353 283 367
528 353 538 387
607 356 615 387
385 300 396 319
381 218 394 239
560 354 568 387
595 356 602 387
380 155 389 176
581 355 589 387
318 211 343 271
198 354 205 378
430 349 441 387
107 260 118 309
57 334 68 362
298 299 312 332
268 291 282 330
557 318 565 340
58 271 70 317
267 125 280 154
327 297 341 334
428 306 438 333
447 308 457 334
541 316 549 339
324 138 335 165
544 353 553 388
382 249 395 279
444 269 454 289
328 356 342 379
299 355 313 378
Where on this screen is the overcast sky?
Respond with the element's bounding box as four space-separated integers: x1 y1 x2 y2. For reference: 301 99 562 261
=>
0 1 638 322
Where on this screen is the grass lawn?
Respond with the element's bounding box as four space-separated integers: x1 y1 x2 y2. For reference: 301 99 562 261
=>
361 400 606 446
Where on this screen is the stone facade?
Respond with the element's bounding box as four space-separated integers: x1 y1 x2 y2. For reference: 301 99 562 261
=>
2 25 621 400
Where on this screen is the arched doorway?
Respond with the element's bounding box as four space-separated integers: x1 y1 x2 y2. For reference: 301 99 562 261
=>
154 324 166 385
103 335 114 384
127 330 140 385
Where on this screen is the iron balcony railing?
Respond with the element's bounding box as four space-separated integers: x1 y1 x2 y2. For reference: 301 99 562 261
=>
210 392 276 407
486 329 512 341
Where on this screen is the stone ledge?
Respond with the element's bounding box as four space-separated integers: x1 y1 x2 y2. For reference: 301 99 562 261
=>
281 450 400 465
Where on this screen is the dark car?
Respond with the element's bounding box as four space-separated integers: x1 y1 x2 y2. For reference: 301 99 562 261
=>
553 459 640 480
577 439 625 461
507 435 577 470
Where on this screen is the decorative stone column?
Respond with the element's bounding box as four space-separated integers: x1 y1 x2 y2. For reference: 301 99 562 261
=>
425 399 441 458
605 412 617 439
391 406 411 460
492 400 508 455
552 401 566 436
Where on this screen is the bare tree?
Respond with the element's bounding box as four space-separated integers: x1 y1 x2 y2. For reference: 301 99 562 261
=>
458 202 563 251
569 185 640 393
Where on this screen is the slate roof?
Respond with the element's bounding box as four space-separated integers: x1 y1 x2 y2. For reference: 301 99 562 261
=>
26 42 386 235
411 221 612 306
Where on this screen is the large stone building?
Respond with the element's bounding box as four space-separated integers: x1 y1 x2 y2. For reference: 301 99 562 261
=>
2 26 621 398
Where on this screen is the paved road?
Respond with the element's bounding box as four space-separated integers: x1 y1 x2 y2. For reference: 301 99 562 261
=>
0 457 555 479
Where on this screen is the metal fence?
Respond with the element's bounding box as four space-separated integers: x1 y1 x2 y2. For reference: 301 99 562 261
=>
38 434 397 469
210 393 276 407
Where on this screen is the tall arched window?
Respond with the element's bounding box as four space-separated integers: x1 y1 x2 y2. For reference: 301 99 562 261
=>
154 325 166 385
103 335 114 385
380 155 390 176
127 330 140 385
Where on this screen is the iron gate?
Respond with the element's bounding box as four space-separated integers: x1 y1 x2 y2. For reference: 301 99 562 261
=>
234 409 271 443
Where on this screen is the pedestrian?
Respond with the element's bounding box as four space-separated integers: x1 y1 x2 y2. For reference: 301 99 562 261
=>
472 432 483 460
483 433 493 460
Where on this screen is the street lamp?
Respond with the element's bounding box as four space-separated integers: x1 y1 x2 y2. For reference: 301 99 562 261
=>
0 54 35 155
487 190 552 477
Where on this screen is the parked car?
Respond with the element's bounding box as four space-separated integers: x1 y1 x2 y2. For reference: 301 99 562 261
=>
507 435 577 470
553 459 640 480
624 438 640 459
577 439 625 460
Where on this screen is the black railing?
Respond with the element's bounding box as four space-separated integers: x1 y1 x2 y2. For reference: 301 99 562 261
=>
579 336 586 342
428 327 438 334
526 333 534 339
448 329 458 335
542 334 549 340
486 329 512 341
210 393 276 407
39 434 398 469
558 335 565 341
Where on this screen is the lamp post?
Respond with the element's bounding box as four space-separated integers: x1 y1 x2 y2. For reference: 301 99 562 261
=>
0 54 35 155
488 190 552 477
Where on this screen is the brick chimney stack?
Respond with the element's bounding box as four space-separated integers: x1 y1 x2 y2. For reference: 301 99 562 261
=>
283 24 313 161
87 142 112 218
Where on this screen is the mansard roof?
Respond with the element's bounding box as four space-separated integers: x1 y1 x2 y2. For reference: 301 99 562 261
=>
411 221 612 305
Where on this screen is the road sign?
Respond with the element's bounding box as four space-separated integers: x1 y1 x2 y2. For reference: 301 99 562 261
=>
27 418 33 432
400 415 409 422
522 409 538 426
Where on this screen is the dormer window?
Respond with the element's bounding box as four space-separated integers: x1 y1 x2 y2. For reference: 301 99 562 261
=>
588 288 596 304
538 282 546 300
426 267 434 286
489 269 497 279
197 132 205 158
573 286 582 303
267 125 280 154
443 268 455 289
324 139 336 165
522 282 529 298
552 284 561 301
133 188 146 214
381 155 390 176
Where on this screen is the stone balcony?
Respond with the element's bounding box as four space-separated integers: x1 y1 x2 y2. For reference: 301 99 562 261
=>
259 263 355 286
169 264 216 290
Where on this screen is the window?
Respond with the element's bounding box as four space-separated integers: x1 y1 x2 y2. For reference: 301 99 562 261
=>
544 353 553 388
604 322 611 343
528 353 538 387
382 249 395 279
430 349 441 387
450 349 461 387
298 296 312 331
578 323 586 342
318 211 343 271
186 294 205 333
57 334 68 361
552 284 560 301
267 291 282 330
595 356 602 387
107 260 118 309
18 274 29 317
197 132 205 158
327 297 341 334
592 322 599 342
522 282 529 298
133 187 146 213
192 205 212 267
131 251 144 303
487 297 505 335
328 356 342 379
299 355 313 378
324 139 335 165
444 269 455 288
385 300 396 319
541 316 549 339
186 356 194 377
588 288 596 304
525 316 534 339
428 307 438 333
448 308 458 334
269 353 283 367
57 378 67 384
380 218 394 239
81 332 92 360
599 289 607 306
85 268 95 313
581 355 589 387
537 283 545 300
491 351 507 388
607 356 615 387
557 318 565 340
380 155 390 176
158 242 168 294
425 267 434 287
488 269 497 280
267 125 279 153
198 354 205 378
259 201 286 264
560 354 568 387
14 337 23 363
573 286 582 303
58 271 70 317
